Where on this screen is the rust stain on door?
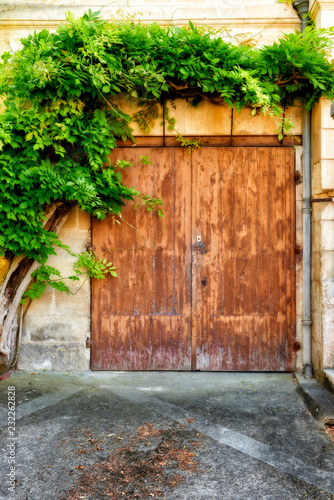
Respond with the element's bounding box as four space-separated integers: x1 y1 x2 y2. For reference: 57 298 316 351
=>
92 147 295 371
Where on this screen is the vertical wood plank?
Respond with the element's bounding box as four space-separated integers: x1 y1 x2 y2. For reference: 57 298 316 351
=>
274 147 288 370
257 148 271 317
233 148 247 316
268 147 277 368
152 149 174 315
192 147 221 371
244 148 259 316
221 148 235 317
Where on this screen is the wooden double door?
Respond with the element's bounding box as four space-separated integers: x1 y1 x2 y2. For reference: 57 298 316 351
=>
92 147 295 371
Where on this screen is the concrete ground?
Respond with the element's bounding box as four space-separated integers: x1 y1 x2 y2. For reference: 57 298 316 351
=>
1 371 334 500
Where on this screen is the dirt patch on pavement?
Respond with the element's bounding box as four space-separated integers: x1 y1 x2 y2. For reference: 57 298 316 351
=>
326 425 334 445
62 422 203 499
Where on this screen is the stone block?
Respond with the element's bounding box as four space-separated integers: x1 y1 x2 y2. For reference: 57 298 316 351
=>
323 279 334 307
321 129 334 159
321 160 334 191
286 106 303 135
312 161 322 196
312 341 324 374
232 105 301 136
321 251 334 282
312 311 324 368
0 29 30 54
313 202 324 223
39 257 89 288
312 219 321 252
233 107 276 136
295 201 303 234
296 254 303 369
54 229 90 254
319 8 334 30
319 98 334 129
182 100 232 136
53 288 90 316
309 0 317 11
295 145 303 169
115 97 163 136
323 280 334 369
296 182 303 203
23 288 55 317
61 206 91 232
24 315 90 343
312 250 321 283
295 245 303 370
312 103 321 165
321 220 334 250
320 202 334 221
46 246 77 263
78 210 91 230
17 343 90 372
312 280 323 311
62 206 78 230
295 349 303 373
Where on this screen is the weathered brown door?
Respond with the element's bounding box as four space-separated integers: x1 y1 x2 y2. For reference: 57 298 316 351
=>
92 147 295 371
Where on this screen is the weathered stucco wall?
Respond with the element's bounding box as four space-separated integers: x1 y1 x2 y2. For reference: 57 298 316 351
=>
0 0 310 372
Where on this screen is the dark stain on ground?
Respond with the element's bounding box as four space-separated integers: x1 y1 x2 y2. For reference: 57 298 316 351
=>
61 422 203 499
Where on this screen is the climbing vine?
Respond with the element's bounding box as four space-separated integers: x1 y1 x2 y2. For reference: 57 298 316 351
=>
0 9 334 371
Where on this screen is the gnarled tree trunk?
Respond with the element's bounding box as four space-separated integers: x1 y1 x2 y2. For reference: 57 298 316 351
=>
0 203 72 374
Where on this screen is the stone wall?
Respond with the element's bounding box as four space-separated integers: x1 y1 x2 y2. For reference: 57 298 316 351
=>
310 0 334 378
18 207 91 371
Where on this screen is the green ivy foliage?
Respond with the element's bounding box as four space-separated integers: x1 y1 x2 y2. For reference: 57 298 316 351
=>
0 10 333 298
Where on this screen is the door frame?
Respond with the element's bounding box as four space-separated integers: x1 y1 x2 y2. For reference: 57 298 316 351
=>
90 138 302 371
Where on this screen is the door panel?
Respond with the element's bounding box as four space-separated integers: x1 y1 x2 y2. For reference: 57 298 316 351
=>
192 147 295 371
92 148 192 370
92 146 295 371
